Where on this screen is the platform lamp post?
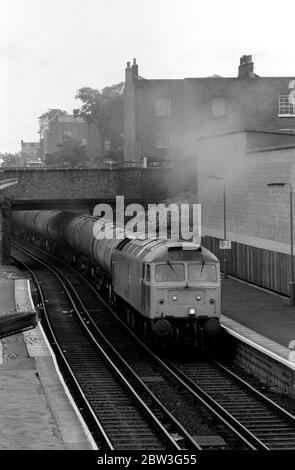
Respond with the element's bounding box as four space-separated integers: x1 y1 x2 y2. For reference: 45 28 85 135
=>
208 175 228 278
267 182 294 306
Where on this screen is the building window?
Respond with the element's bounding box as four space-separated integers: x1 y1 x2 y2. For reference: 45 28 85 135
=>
155 97 171 116
155 131 171 148
279 95 295 117
58 115 84 123
212 97 226 117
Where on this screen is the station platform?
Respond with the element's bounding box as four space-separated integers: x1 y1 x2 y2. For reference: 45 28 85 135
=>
0 267 95 450
0 278 38 338
221 276 295 362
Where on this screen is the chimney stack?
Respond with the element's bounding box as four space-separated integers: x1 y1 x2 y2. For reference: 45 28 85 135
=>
238 55 254 78
125 59 138 85
132 58 138 80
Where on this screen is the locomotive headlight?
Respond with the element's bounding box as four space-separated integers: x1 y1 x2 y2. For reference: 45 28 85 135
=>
188 307 196 315
209 298 215 305
172 295 178 301
196 295 201 301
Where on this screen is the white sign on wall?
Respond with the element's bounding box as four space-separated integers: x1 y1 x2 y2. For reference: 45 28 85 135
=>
219 240 231 250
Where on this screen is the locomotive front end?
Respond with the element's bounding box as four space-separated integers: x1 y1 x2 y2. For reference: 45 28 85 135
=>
144 243 221 348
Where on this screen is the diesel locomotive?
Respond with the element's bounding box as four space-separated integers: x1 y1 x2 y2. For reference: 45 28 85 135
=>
12 210 221 349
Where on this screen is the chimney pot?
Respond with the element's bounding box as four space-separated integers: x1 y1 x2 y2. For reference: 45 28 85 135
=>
238 54 254 78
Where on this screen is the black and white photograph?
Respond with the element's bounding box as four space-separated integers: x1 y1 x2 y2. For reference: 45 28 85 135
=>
0 0 295 464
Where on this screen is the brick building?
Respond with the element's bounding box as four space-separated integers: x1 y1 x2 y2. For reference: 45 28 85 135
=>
21 140 40 159
124 56 295 163
39 114 102 166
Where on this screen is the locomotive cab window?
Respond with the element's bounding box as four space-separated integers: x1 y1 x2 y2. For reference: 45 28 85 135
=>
155 263 185 282
188 263 216 282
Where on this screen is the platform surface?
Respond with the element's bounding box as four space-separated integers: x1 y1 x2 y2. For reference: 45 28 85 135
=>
222 276 295 349
0 267 95 450
0 279 15 313
0 324 95 450
0 278 35 315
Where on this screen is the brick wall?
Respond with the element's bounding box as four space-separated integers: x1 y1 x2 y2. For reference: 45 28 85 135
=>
124 62 295 163
197 131 295 294
185 77 295 137
0 167 180 263
0 168 175 204
0 202 11 264
44 120 88 155
198 132 295 248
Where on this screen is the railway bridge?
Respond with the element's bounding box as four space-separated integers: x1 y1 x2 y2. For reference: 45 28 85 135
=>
0 167 195 263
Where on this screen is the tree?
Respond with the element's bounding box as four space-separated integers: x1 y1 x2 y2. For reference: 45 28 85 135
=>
45 138 88 168
75 83 124 160
38 109 68 135
39 108 68 122
0 152 23 167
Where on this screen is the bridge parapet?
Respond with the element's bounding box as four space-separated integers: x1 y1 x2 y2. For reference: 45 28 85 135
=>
0 166 194 263
0 168 173 206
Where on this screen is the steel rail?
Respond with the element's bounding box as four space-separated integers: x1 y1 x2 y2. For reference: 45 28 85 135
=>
12 246 182 450
12 239 259 450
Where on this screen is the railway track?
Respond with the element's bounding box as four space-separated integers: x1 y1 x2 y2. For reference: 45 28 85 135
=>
167 359 295 450
13 239 295 450
12 245 192 451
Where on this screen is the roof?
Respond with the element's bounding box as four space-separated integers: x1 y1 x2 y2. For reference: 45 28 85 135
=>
118 238 219 263
197 128 295 152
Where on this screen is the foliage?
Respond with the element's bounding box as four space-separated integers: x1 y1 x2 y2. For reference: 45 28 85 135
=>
0 153 23 167
39 108 68 121
45 138 88 168
75 83 124 160
38 109 68 135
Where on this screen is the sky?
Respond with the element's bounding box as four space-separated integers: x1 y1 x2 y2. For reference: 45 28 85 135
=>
0 0 294 153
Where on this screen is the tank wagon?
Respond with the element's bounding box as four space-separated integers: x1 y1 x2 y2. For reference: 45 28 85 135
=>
13 210 221 348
